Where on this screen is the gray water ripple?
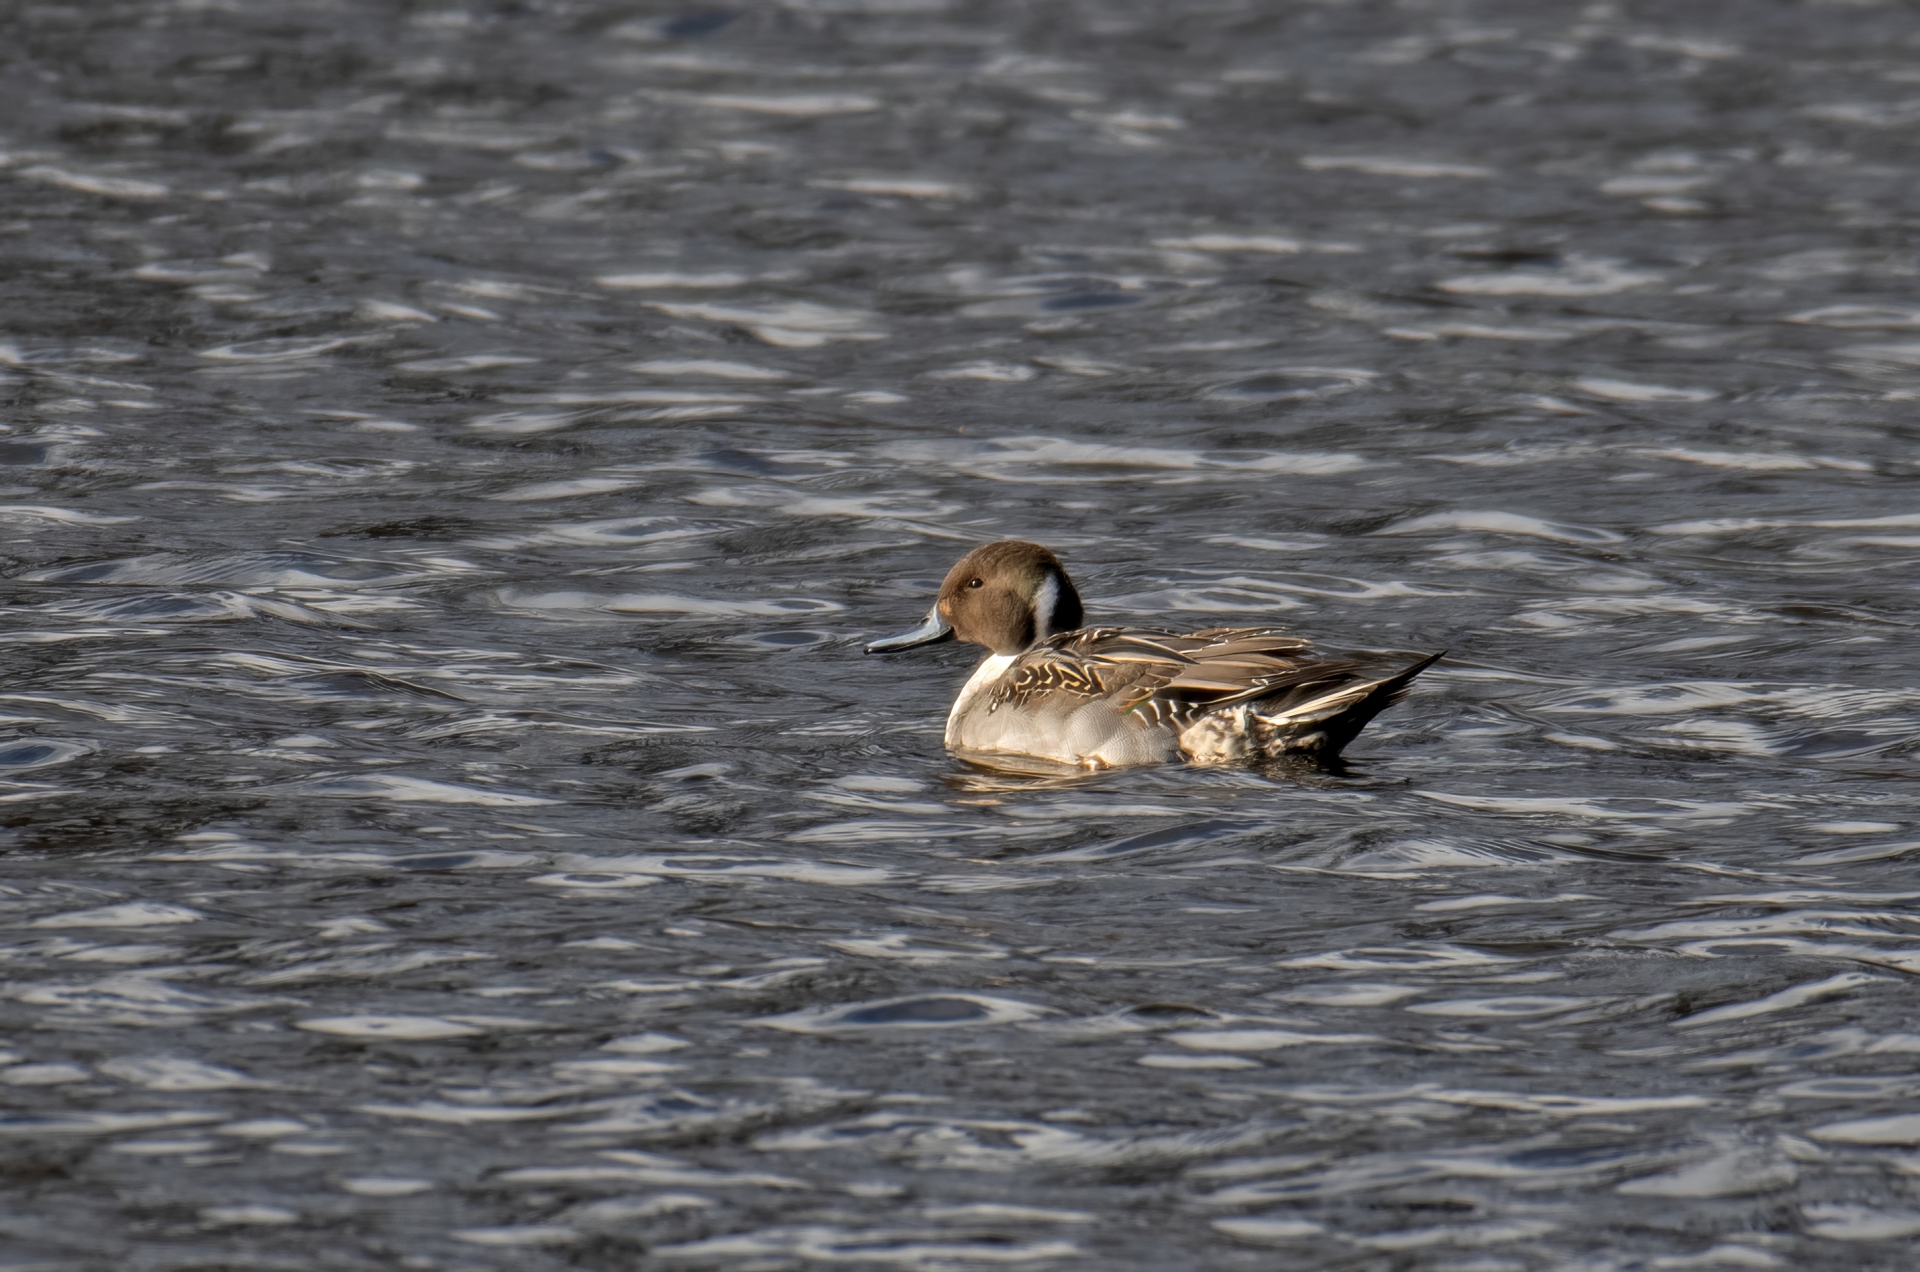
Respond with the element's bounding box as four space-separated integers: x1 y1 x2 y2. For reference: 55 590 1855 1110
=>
5 0 1920 1267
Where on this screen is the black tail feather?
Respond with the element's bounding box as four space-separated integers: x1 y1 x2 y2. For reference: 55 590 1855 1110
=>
1253 650 1445 759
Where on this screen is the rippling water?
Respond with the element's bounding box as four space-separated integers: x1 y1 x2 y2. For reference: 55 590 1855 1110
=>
4 1 1920 1267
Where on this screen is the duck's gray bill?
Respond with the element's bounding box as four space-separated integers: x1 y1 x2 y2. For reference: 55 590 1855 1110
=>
865 605 954 654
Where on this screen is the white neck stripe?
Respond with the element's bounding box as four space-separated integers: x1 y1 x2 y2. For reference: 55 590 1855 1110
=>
1031 572 1060 644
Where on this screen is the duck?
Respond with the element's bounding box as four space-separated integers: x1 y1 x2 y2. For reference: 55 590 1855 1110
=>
866 539 1441 770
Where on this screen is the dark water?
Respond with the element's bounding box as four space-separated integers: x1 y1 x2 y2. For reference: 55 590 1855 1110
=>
3 1 1920 1267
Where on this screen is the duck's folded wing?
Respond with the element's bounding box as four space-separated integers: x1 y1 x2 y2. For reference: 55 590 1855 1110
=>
990 627 1334 717
989 633 1174 709
1153 629 1336 705
1164 657 1362 706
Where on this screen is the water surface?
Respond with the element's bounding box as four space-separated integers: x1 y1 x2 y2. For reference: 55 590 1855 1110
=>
3 1 1920 1267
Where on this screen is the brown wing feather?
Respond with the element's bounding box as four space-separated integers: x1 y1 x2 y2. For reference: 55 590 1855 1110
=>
990 626 1342 723
991 629 1185 713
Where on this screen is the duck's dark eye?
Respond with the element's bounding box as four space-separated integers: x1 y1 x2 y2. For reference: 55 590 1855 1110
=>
967 577 984 589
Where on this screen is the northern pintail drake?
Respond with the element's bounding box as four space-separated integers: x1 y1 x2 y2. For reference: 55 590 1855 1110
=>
867 540 1441 770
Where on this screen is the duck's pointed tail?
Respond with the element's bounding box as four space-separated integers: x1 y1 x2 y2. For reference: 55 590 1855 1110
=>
1251 650 1445 759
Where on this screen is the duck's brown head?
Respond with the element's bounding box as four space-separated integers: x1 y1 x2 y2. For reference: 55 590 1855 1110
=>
866 540 1085 657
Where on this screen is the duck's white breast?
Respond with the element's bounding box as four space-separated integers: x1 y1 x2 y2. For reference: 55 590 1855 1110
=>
944 654 1017 750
